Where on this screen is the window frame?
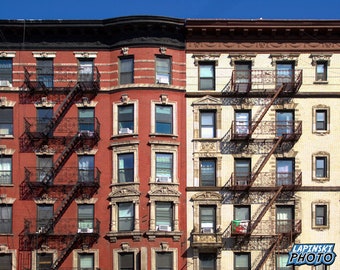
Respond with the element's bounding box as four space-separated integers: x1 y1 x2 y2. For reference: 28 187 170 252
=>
199 61 215 90
275 253 293 270
0 253 12 270
155 251 173 270
118 251 134 270
0 156 12 185
0 58 13 84
155 104 173 134
78 59 94 82
315 156 327 179
312 202 329 229
118 104 134 134
78 155 95 183
234 252 251 270
199 205 216 233
0 107 13 137
118 202 135 232
36 252 54 270
0 204 12 234
199 158 216 187
313 106 330 133
200 111 216 139
77 204 94 233
199 252 217 270
155 201 173 232
315 61 328 82
155 152 173 183
78 253 94 270
118 153 134 183
119 56 134 85
78 107 95 132
36 58 54 88
155 55 171 85
276 158 295 186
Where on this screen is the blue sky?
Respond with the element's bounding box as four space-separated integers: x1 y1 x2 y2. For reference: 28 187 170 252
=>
0 0 340 20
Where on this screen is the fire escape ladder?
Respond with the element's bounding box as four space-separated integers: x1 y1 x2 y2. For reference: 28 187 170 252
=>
249 186 283 235
248 85 284 137
41 83 81 137
42 133 82 184
248 136 284 187
50 234 81 270
254 234 283 270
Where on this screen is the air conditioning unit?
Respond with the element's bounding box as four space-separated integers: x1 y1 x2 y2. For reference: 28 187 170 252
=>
156 176 172 183
156 75 170 85
119 128 133 134
201 227 214 233
37 226 46 234
236 180 248 186
78 228 93 233
0 80 11 87
157 225 171 232
79 130 94 137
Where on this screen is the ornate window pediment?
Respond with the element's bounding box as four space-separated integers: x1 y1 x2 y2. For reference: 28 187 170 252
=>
193 54 220 66
270 54 299 66
108 186 140 199
310 54 332 66
229 54 256 66
148 186 180 200
192 95 222 106
191 191 222 202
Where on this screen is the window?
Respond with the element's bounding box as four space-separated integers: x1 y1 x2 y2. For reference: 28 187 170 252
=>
118 153 134 183
316 61 327 81
199 159 216 186
155 105 173 134
235 62 251 93
276 111 294 136
156 56 171 84
156 252 173 270
37 58 53 88
0 205 12 233
37 204 53 232
276 158 294 185
0 253 12 270
78 204 94 233
199 253 216 270
120 57 134 84
118 202 134 231
276 253 292 270
156 202 173 231
0 108 13 136
37 253 53 270
315 205 328 226
199 62 215 90
79 108 94 132
37 108 53 136
316 157 327 178
155 153 173 183
235 111 250 136
78 155 94 182
276 206 294 233
276 62 294 87
235 159 251 186
119 252 134 270
315 110 327 131
78 253 94 270
200 206 216 233
0 156 12 185
0 58 12 85
118 105 134 134
78 59 94 82
235 253 250 270
233 206 250 235
200 111 216 138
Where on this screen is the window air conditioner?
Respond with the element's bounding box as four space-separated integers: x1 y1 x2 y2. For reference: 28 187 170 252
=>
156 176 172 183
78 228 93 233
37 226 46 233
157 225 171 232
236 180 248 186
201 227 214 233
0 80 12 87
119 128 133 134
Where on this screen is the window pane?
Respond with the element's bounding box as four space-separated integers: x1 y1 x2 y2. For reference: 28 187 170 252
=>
0 59 13 83
37 59 53 88
118 202 134 231
156 202 173 229
0 108 13 136
118 105 134 133
235 253 249 269
155 105 173 134
316 110 327 130
156 153 173 181
316 157 327 177
79 253 94 269
37 204 53 230
200 112 215 138
78 205 94 231
78 60 94 82
276 159 294 185
235 159 250 185
316 205 327 225
119 252 134 270
199 63 215 90
156 252 173 269
156 57 171 84
316 62 327 81
78 155 94 182
200 159 216 186
200 206 215 231
0 253 12 270
0 157 12 184
37 253 53 270
79 108 94 132
0 205 12 234
199 253 216 270
118 153 134 183
120 58 134 84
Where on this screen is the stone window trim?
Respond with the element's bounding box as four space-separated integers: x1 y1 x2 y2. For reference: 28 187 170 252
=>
73 52 98 59
112 96 139 137
0 246 16 270
111 142 139 184
149 141 179 184
191 192 222 234
311 201 330 230
310 54 332 66
0 52 16 58
312 152 330 182
32 52 56 58
192 247 221 270
34 97 56 108
193 153 222 187
193 54 220 66
312 105 330 134
32 249 57 270
72 249 99 269
229 54 256 66
150 95 178 137
113 243 139 270
151 246 178 270
270 53 299 66
0 102 15 138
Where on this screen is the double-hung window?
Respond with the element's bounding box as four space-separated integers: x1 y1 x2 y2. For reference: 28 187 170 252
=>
156 202 173 231
119 57 134 84
0 205 12 234
199 253 216 270
78 155 94 183
37 58 53 88
156 56 171 85
276 254 292 270
118 105 134 134
36 253 53 270
315 110 327 131
155 105 173 134
316 157 327 178
156 252 173 270
276 158 294 185
199 62 215 90
200 111 216 138
199 159 216 186
37 204 53 232
315 205 328 226
200 206 216 233
119 252 134 270
0 108 13 136
0 59 12 86
118 153 134 183
79 108 95 132
78 253 94 270
118 202 134 231
78 59 94 82
316 61 327 81
78 204 94 233
0 156 12 185
235 253 250 270
155 153 173 183
0 253 12 270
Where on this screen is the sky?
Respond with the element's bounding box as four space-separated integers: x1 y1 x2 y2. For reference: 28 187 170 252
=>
0 0 340 20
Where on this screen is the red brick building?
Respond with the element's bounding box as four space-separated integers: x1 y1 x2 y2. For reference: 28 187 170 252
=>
0 16 187 269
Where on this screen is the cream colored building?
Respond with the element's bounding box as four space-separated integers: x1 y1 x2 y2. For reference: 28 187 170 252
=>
185 19 340 270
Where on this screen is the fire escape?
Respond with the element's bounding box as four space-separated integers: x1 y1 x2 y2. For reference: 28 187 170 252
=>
18 65 101 270
221 68 303 269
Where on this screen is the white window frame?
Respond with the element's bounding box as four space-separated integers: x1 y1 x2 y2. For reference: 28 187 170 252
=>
150 98 177 136
113 97 138 136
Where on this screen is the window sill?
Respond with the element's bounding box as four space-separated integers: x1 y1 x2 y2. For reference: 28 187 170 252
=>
312 225 329 230
313 80 328 84
149 133 178 139
0 135 14 139
146 230 182 241
111 133 138 139
313 130 330 135
105 230 143 243
0 184 14 187
312 177 330 183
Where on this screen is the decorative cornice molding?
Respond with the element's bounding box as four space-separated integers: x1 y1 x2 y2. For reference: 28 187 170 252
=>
310 53 332 65
0 51 15 58
32 51 56 58
229 53 256 66
193 54 220 66
73 51 98 58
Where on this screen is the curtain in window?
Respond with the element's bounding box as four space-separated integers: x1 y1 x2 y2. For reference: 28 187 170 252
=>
156 153 173 181
156 202 172 228
200 160 215 186
78 156 94 182
277 207 293 233
118 203 134 231
78 205 94 231
276 159 293 185
0 157 11 184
